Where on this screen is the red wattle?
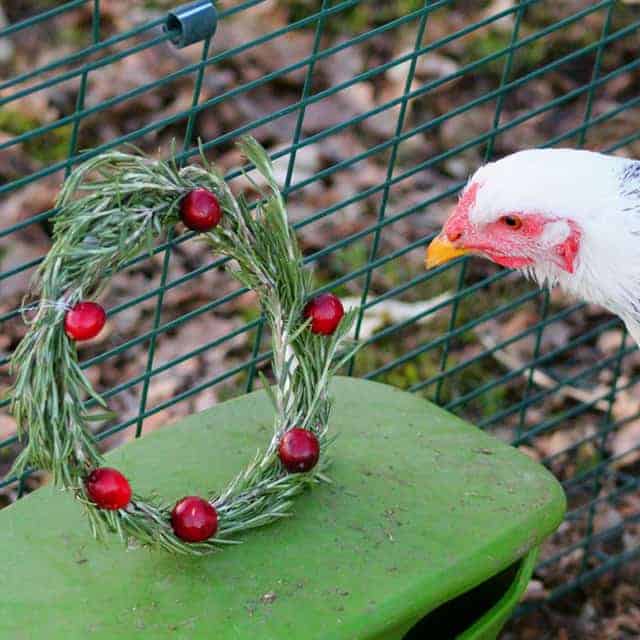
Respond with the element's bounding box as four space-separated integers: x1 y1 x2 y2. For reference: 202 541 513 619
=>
485 253 534 270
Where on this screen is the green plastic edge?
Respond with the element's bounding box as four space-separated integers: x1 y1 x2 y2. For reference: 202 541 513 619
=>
458 547 540 640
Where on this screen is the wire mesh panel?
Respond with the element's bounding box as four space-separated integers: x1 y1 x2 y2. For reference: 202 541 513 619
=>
1 0 639 628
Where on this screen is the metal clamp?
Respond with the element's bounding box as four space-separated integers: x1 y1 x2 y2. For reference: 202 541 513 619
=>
165 0 217 49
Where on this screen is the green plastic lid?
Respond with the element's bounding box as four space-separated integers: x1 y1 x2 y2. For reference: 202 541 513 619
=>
0 377 565 639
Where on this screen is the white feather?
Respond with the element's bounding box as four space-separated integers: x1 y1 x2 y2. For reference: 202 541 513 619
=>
466 148 640 341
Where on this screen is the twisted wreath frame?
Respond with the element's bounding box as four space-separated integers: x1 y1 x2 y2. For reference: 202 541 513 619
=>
10 137 358 554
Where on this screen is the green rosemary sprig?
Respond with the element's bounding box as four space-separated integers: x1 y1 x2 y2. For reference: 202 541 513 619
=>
10 137 359 554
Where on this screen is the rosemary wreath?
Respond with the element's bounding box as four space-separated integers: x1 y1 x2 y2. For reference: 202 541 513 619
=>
10 137 358 554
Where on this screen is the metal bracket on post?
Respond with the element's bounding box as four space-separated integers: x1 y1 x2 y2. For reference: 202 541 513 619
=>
165 0 217 49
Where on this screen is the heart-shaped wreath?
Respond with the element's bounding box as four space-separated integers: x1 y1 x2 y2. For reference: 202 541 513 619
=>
10 137 359 554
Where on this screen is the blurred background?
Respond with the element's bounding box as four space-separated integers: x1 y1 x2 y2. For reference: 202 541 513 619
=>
1 1 639 637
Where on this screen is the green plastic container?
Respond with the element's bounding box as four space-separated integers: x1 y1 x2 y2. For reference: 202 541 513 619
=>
0 378 565 639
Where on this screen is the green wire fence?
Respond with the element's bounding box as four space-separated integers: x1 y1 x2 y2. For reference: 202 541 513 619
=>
1 0 639 616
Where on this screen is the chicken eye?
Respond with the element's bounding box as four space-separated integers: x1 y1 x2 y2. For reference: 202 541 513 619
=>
501 215 522 230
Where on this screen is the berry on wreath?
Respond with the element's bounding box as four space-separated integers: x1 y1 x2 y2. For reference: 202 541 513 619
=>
278 428 320 473
180 187 222 232
64 301 106 341
303 293 344 335
171 496 219 542
85 467 132 510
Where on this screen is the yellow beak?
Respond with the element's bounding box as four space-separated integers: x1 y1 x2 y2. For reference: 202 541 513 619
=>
425 234 470 269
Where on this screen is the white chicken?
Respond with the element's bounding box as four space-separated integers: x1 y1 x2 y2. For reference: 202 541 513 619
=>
427 148 640 343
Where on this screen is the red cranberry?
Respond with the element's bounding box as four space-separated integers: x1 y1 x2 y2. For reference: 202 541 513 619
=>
303 293 344 335
278 428 320 473
171 496 218 542
180 188 222 232
64 302 106 341
85 467 132 510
